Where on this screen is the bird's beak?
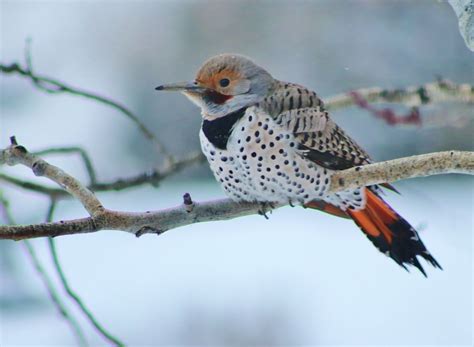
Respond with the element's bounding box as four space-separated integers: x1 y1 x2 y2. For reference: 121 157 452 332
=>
155 81 205 93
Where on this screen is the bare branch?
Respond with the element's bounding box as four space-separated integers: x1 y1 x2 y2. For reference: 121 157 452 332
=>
34 147 98 185
22 241 89 346
325 79 474 111
0 40 173 164
0 196 88 346
46 200 124 346
329 151 474 192
0 172 63 196
1 139 472 240
1 137 104 216
90 151 205 192
449 0 474 51
0 151 205 197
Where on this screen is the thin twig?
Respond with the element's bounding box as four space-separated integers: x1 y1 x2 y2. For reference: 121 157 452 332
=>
1 136 104 216
0 173 64 196
22 242 89 347
46 199 125 347
34 147 98 185
0 196 88 346
0 151 205 197
325 79 474 111
0 39 173 164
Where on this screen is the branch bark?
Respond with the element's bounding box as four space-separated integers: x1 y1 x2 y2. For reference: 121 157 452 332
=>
1 138 473 241
324 79 474 111
1 137 104 216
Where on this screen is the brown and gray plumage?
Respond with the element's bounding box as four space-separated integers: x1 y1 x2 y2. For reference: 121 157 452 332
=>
156 54 441 276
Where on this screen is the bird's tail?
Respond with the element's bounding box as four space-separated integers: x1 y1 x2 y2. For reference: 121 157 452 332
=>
346 188 442 276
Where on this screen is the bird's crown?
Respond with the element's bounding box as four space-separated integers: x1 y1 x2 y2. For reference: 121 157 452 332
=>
195 54 272 96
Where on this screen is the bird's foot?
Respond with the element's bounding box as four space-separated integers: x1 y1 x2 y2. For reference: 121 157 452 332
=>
257 202 275 220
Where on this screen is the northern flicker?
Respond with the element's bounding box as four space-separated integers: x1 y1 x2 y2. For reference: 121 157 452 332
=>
156 54 441 276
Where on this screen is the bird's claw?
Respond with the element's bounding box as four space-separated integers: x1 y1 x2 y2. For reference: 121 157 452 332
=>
257 202 275 219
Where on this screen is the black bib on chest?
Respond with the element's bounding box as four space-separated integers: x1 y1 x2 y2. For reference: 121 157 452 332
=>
202 107 247 150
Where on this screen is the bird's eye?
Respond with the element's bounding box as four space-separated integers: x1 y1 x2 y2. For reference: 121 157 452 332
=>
219 78 230 87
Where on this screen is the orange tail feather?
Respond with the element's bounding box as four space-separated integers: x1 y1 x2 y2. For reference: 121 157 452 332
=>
304 200 350 219
347 189 441 276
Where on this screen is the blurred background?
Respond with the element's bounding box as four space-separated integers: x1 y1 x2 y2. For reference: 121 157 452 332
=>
1 0 473 345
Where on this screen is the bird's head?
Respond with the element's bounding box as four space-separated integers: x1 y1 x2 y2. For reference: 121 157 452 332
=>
156 54 275 119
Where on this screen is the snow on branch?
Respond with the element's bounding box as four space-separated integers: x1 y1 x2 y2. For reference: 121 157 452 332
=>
449 0 474 51
1 137 473 241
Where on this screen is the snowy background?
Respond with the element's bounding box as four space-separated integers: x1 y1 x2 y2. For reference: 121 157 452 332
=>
1 0 473 345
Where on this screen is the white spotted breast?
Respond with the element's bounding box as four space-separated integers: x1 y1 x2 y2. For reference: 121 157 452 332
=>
200 106 334 205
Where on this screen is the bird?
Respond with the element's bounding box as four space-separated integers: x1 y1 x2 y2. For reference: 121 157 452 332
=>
156 54 441 276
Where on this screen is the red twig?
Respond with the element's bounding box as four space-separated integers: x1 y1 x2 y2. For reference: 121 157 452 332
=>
350 91 422 126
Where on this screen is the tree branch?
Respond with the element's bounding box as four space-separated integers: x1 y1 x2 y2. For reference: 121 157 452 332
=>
0 39 173 164
1 137 104 216
1 138 472 241
325 79 474 111
0 196 88 346
46 199 124 346
34 147 98 185
329 151 474 192
0 151 205 198
449 0 474 51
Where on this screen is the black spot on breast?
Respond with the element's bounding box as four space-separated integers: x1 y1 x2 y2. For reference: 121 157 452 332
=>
202 107 247 150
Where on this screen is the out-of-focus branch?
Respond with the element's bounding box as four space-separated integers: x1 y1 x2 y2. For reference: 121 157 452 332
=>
0 39 173 164
45 200 124 346
1 138 472 240
0 151 205 198
325 79 474 112
0 196 88 346
22 241 89 346
449 0 474 51
1 40 472 145
34 147 98 185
